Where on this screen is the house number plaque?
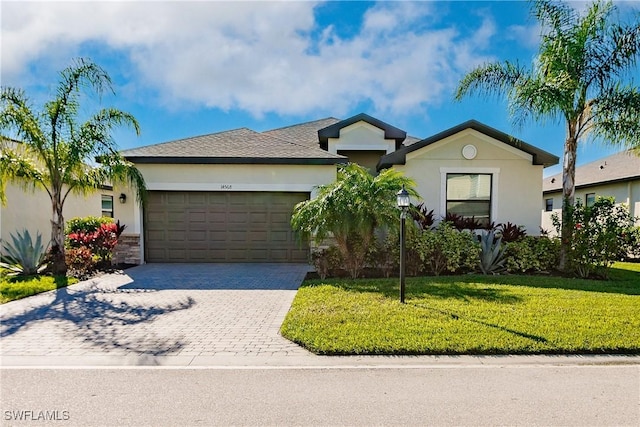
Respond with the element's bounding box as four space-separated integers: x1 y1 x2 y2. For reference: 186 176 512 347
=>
220 184 232 189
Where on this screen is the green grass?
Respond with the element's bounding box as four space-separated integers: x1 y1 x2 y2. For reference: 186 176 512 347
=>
1 270 78 304
281 262 640 355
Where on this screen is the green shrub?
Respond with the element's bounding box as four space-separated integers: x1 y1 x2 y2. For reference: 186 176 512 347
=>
416 222 479 276
0 229 48 276
553 197 639 278
65 216 113 235
623 226 640 259
504 236 560 273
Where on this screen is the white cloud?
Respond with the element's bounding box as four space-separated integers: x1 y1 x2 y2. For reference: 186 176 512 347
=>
506 24 541 49
1 0 497 118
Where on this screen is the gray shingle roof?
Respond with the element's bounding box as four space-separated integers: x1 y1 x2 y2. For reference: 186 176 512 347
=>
543 150 640 193
263 117 341 148
122 127 346 165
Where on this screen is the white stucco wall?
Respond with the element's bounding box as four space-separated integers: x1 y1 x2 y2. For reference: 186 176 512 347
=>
541 179 640 235
394 129 545 234
0 183 113 248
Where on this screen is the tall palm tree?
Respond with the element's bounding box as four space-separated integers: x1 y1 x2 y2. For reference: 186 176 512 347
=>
455 0 640 270
0 58 146 275
291 163 418 278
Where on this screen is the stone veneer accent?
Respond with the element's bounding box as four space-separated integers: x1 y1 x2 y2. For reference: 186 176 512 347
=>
112 234 142 265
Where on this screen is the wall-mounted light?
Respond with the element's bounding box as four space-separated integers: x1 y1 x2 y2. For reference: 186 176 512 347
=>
119 193 127 204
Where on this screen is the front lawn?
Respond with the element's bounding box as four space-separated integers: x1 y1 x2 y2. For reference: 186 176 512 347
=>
280 262 640 355
0 271 78 304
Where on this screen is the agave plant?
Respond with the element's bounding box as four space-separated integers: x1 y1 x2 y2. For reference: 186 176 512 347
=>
478 230 505 274
0 229 48 276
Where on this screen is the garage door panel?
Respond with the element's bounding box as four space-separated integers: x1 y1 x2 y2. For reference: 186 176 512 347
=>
167 193 186 204
145 191 309 263
249 231 268 242
209 231 227 242
187 231 206 241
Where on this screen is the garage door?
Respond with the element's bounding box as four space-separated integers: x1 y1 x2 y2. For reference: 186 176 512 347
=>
145 191 309 263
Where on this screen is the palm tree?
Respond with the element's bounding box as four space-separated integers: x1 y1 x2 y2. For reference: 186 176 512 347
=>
455 0 640 270
0 58 146 275
291 163 418 278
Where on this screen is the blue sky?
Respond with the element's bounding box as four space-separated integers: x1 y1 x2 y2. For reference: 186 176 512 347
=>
2 1 639 176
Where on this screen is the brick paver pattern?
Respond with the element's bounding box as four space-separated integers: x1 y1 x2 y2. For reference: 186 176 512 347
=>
0 264 311 358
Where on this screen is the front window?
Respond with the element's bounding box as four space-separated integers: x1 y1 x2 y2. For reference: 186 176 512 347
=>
101 195 114 218
446 173 492 226
586 193 596 207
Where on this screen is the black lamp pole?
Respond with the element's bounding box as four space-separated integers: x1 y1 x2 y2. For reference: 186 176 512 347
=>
397 185 410 304
400 208 406 303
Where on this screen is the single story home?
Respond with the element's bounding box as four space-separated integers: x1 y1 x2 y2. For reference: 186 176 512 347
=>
542 150 640 234
114 113 559 264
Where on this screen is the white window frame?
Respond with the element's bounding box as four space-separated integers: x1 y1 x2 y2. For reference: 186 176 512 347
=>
440 167 500 223
101 194 114 218
545 198 554 212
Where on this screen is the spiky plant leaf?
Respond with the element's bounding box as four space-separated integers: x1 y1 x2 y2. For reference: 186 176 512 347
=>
0 229 48 276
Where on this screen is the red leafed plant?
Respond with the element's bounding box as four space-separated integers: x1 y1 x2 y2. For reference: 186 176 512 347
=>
67 221 125 262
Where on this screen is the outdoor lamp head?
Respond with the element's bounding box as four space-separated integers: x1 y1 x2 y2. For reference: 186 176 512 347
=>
396 185 410 209
119 193 127 204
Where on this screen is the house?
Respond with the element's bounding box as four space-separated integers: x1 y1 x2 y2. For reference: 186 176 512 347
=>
114 113 559 264
0 140 115 252
542 150 640 234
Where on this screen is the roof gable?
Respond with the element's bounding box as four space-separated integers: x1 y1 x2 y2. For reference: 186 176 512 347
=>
377 120 559 170
318 113 407 150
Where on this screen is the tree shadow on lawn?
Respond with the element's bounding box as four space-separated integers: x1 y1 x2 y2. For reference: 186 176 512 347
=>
412 302 548 345
1 285 195 355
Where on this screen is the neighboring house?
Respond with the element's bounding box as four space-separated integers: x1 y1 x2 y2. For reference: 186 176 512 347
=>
0 181 115 251
115 113 558 264
542 150 640 234
0 139 116 252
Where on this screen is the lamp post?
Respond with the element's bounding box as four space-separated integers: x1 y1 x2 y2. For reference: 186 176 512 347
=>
396 185 410 303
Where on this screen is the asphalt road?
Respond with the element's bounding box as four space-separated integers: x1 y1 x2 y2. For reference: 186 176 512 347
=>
1 364 638 426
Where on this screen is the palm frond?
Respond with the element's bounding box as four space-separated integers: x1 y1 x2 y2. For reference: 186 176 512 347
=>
0 87 48 154
0 148 48 203
590 84 640 149
71 155 146 206
532 0 577 37
455 61 527 101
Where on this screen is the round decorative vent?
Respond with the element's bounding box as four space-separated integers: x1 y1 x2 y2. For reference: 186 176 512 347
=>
462 144 477 160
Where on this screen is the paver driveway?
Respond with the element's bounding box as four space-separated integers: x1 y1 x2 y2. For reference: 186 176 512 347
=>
0 264 312 364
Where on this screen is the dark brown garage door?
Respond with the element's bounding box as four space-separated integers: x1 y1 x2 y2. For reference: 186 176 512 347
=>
145 191 309 263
